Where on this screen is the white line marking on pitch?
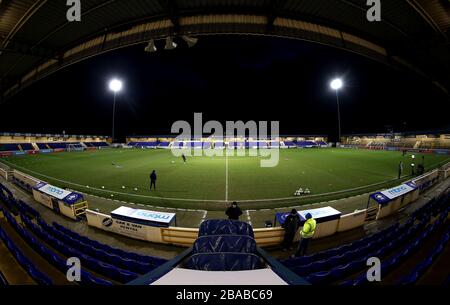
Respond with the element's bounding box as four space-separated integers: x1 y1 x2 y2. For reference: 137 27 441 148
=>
246 210 252 226
225 150 229 202
199 211 208 225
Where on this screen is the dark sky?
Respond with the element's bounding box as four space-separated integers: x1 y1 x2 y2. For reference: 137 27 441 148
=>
1 35 449 141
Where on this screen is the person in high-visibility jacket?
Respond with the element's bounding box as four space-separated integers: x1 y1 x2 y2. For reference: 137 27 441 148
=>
294 213 316 257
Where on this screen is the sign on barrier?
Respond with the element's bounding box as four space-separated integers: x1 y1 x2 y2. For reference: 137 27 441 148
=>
111 206 176 228
36 182 72 200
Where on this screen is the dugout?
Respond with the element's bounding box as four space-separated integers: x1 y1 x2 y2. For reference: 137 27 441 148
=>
368 182 419 219
32 182 88 220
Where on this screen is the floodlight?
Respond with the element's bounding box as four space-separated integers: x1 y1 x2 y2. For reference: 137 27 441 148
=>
144 40 157 53
109 79 122 93
164 37 177 50
182 35 198 48
412 155 415 159
330 78 343 90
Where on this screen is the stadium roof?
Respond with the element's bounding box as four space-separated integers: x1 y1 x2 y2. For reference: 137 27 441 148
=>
0 0 449 101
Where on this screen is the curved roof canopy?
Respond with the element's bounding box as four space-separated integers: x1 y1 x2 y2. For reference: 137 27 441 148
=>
0 0 449 101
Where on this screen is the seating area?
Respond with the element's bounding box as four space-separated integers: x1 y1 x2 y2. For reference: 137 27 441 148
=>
228 141 245 149
0 220 52 285
84 142 109 147
0 144 20 151
20 143 34 150
397 229 449 284
158 141 170 148
214 141 224 149
280 192 449 285
296 141 318 148
128 141 158 148
282 141 297 148
183 220 263 271
35 142 82 150
0 182 169 285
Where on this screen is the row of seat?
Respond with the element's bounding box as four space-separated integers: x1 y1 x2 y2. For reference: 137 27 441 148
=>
0 223 52 285
84 142 109 147
2 181 168 272
306 223 423 284
281 223 400 268
340 210 448 285
0 183 15 212
185 220 263 271
302 195 450 285
185 252 263 271
412 193 449 221
0 185 40 220
398 227 450 284
21 214 138 283
37 219 157 274
293 222 417 280
198 219 254 237
2 208 112 285
52 221 167 266
0 143 33 152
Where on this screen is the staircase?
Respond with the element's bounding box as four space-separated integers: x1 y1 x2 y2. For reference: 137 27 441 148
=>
31 143 39 151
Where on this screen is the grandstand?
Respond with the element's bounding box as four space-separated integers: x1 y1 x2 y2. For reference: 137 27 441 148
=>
342 132 450 151
124 136 328 150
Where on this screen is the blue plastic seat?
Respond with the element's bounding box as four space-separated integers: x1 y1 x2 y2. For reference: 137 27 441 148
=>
28 267 52 285
193 235 257 254
306 270 331 285
117 268 138 283
185 253 263 271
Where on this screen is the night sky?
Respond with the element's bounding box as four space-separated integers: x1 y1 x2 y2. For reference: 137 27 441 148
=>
1 35 449 142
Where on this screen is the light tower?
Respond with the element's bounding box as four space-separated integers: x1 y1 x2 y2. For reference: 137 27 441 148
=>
330 78 343 142
109 78 122 143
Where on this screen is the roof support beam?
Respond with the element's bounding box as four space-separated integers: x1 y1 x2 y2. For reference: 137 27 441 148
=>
406 0 447 41
156 0 180 33
1 0 48 49
266 0 285 33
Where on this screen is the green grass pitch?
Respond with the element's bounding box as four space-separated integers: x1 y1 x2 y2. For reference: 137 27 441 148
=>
2 148 449 210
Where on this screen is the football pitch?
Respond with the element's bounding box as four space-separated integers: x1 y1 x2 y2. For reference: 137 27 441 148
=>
2 148 450 211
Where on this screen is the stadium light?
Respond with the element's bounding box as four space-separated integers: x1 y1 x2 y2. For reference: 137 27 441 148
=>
109 78 123 143
330 78 343 90
164 37 177 50
182 35 198 48
109 79 122 93
144 40 157 53
330 78 343 143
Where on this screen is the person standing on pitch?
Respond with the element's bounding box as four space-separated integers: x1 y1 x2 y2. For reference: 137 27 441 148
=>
282 209 301 251
294 213 316 257
182 153 187 163
225 201 242 220
149 170 157 190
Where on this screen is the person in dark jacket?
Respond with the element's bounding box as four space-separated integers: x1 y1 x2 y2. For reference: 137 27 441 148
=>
281 209 301 251
225 201 242 220
149 170 157 190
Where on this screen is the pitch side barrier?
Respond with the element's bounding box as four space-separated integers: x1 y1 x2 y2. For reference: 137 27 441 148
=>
3 162 450 248
357 145 450 155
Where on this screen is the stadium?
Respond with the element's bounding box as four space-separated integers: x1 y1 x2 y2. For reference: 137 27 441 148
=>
0 0 449 292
